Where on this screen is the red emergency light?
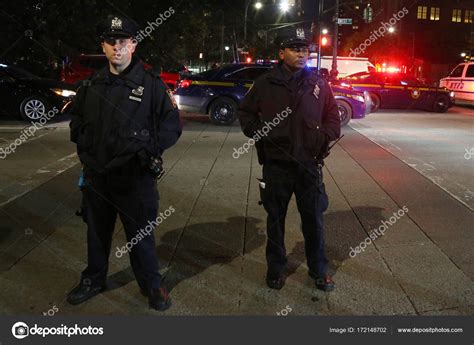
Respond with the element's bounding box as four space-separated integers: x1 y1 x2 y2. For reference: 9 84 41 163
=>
375 62 401 73
178 79 192 89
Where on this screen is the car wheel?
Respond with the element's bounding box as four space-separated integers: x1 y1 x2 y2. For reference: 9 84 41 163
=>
209 97 238 125
433 94 449 113
369 93 380 112
336 100 352 127
19 96 49 122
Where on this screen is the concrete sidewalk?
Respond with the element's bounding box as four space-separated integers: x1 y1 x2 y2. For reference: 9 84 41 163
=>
0 120 473 316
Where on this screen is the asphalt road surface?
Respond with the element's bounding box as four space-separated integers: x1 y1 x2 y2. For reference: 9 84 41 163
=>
350 106 474 210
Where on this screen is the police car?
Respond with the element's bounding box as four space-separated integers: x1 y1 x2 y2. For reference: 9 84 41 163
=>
440 61 474 106
340 71 454 113
174 63 370 126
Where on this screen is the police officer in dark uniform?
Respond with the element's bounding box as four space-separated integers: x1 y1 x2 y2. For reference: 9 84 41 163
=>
67 15 182 311
239 28 340 291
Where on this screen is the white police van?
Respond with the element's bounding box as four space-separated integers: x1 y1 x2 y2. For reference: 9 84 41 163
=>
308 54 375 78
440 62 474 105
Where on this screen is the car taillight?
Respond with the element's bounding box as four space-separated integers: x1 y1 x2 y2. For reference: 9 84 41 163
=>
179 79 191 88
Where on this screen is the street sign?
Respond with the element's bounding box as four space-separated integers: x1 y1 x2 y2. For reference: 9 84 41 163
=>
337 18 352 25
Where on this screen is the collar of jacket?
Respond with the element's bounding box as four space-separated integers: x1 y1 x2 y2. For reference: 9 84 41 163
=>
91 56 144 88
266 64 318 87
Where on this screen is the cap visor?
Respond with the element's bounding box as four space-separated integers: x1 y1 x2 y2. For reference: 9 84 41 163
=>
102 30 133 39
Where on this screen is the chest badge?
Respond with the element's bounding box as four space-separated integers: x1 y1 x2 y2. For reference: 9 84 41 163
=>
132 86 144 96
313 84 320 99
129 86 144 102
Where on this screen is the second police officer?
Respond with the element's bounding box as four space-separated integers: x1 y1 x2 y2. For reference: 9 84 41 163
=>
67 15 182 311
239 28 341 291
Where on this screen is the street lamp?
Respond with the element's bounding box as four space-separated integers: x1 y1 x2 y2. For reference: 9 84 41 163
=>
244 0 263 43
388 27 395 33
461 52 467 57
225 46 230 51
322 28 328 35
279 1 290 13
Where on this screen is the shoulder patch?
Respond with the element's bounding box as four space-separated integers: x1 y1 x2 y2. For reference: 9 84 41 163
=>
166 89 178 108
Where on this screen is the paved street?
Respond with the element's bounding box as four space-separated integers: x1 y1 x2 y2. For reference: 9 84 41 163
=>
0 106 473 316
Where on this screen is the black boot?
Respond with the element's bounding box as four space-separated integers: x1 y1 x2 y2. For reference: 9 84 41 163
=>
266 274 286 290
67 279 105 305
314 275 335 292
148 287 172 311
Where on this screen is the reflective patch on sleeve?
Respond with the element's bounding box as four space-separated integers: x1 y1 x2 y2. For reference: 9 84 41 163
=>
166 89 178 108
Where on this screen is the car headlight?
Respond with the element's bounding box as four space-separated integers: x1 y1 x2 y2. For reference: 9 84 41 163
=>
174 95 180 107
51 88 76 97
353 95 365 102
449 91 455 98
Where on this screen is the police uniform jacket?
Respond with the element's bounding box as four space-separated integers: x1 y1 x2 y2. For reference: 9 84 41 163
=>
239 64 340 163
70 57 182 172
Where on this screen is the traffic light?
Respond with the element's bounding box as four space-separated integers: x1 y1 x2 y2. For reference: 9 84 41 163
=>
320 35 332 47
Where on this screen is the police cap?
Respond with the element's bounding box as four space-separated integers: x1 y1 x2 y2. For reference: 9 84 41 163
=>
99 15 139 39
275 27 311 49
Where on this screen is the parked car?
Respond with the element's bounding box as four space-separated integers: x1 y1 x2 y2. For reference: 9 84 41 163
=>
60 54 107 85
174 63 370 126
0 63 75 121
439 61 474 105
60 54 182 89
331 84 372 126
340 71 454 112
160 65 189 90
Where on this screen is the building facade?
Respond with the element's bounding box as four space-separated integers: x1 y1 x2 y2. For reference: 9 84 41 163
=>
335 0 473 69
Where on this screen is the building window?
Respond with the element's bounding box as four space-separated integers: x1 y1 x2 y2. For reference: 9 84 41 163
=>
430 7 440 20
452 9 462 22
465 10 474 23
363 6 373 23
417 6 427 19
